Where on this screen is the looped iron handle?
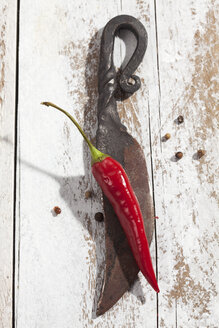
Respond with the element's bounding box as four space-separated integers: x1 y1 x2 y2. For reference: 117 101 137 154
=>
98 15 148 98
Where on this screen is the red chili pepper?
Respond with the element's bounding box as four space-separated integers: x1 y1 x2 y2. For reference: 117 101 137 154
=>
42 102 159 293
92 157 159 292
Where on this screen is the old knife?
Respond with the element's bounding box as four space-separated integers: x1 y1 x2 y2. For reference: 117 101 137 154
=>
96 15 154 315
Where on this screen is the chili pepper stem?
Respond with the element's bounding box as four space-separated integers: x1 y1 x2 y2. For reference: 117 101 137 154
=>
41 102 109 165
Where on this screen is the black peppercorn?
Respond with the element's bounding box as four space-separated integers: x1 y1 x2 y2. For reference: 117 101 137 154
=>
197 149 206 158
164 133 171 140
54 206 61 215
175 152 183 159
177 115 184 124
85 190 92 199
95 212 104 222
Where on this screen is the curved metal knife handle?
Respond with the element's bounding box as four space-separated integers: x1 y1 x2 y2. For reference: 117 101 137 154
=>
97 15 148 161
98 15 148 109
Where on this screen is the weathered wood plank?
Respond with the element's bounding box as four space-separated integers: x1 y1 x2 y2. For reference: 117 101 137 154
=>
152 0 219 327
0 1 17 327
15 0 219 326
15 0 158 327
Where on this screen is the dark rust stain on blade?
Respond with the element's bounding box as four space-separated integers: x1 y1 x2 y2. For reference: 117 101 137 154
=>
96 15 154 316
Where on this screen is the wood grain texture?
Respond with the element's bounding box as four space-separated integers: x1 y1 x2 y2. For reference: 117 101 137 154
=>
10 0 219 327
153 0 219 327
15 1 157 327
0 1 16 327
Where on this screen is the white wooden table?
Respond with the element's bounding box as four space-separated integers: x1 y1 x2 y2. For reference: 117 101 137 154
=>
0 0 218 327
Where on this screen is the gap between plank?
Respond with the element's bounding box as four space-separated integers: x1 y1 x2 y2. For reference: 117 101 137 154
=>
175 299 178 328
148 101 159 328
153 0 163 161
153 0 161 122
12 0 20 327
152 1 162 327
